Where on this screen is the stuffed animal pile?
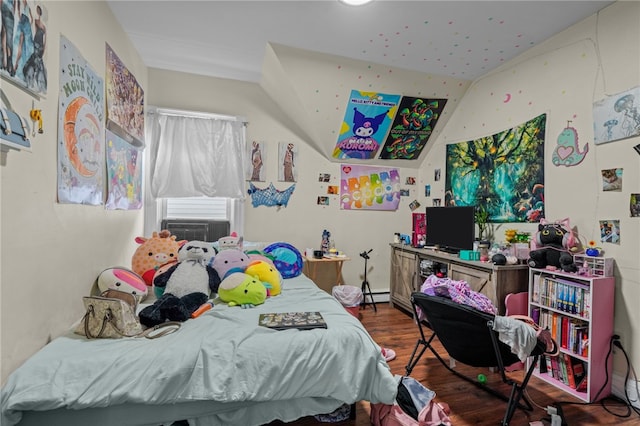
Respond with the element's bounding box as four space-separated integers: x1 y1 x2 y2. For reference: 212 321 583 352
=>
139 240 220 327
527 218 578 273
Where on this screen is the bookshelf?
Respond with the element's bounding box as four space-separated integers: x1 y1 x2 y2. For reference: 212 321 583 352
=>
527 268 615 402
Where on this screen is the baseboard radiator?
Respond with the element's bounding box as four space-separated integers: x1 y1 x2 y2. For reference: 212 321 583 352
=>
160 219 230 243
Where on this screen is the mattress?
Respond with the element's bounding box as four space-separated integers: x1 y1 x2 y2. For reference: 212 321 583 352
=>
1 274 397 426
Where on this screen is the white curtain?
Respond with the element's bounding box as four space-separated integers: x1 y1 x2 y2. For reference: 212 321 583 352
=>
146 109 247 199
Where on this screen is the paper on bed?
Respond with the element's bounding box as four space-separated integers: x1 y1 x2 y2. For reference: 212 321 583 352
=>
1 275 397 426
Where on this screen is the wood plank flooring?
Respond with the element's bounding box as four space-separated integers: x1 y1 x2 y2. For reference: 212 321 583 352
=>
273 302 639 426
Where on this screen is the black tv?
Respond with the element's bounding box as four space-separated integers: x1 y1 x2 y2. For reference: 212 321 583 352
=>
424 206 475 254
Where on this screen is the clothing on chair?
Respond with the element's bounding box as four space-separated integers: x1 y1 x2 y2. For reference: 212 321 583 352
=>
492 316 538 362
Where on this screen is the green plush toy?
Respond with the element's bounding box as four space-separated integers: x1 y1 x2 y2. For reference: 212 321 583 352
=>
218 272 267 308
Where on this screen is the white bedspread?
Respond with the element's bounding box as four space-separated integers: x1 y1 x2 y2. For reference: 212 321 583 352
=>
1 275 397 426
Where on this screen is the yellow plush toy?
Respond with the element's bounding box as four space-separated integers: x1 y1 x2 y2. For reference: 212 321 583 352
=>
245 259 283 297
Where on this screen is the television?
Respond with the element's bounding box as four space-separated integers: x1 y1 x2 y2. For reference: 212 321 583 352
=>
424 206 475 254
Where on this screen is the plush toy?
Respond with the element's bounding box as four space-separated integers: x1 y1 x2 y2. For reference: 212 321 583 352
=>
527 218 578 273
139 241 221 327
211 249 250 280
218 232 242 251
97 267 148 302
245 259 283 296
218 272 267 308
131 230 185 285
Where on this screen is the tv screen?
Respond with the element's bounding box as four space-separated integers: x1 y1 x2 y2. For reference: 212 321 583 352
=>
425 206 475 253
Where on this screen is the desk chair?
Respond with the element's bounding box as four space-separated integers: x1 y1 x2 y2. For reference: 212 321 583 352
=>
405 292 547 426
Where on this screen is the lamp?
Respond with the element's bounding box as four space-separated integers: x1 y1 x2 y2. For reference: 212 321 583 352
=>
339 0 373 5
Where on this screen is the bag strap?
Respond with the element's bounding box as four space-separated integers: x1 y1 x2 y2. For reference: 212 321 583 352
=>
83 305 108 339
139 322 182 339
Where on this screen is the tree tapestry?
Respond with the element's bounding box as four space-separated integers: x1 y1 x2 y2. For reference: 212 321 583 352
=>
445 114 546 223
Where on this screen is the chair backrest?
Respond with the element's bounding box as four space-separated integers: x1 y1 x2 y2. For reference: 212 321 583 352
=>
411 292 520 368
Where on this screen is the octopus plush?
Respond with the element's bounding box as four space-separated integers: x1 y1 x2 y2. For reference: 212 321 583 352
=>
245 259 283 297
218 272 267 308
139 241 220 327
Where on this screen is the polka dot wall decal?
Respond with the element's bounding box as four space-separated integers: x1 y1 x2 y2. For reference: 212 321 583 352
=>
337 65 341 69
503 93 512 103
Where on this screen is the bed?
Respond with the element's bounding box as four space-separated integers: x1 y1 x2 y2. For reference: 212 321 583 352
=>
1 274 398 426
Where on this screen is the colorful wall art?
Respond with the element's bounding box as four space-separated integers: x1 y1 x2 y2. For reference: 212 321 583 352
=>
333 90 400 160
57 35 104 205
379 97 447 160
593 86 640 144
445 114 546 223
340 164 400 211
105 129 142 210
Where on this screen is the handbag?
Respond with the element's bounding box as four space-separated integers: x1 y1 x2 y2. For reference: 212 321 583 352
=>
0 89 31 151
75 289 181 339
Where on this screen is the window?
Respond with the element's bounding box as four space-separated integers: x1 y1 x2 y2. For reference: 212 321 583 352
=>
164 197 229 221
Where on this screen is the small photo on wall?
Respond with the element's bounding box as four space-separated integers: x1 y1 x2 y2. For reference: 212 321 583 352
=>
599 219 620 244
317 196 329 206
630 193 640 217
433 198 441 206
319 173 331 182
247 141 266 181
409 200 421 211
279 142 297 182
327 185 338 195
400 189 410 197
434 169 441 181
406 177 416 185
601 168 622 191
425 185 431 197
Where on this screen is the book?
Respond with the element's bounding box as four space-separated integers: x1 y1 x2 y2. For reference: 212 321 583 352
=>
563 353 576 389
259 312 327 330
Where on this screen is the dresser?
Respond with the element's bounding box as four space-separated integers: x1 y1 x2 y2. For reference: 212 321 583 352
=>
389 244 529 315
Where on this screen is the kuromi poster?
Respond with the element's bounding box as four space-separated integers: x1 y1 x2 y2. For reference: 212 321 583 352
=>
333 90 400 160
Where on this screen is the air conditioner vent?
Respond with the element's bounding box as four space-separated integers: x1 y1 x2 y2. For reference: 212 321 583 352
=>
160 219 230 242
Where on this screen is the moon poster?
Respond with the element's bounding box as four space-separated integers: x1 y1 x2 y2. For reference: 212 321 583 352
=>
333 90 400 160
57 35 105 205
379 97 447 160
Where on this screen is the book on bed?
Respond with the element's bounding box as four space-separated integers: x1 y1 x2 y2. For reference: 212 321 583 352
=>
259 312 327 330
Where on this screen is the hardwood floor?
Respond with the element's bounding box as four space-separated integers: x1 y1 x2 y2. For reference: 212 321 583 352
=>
275 302 639 426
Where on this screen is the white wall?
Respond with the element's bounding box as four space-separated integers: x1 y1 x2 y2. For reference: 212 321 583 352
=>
1 1 147 383
418 1 640 381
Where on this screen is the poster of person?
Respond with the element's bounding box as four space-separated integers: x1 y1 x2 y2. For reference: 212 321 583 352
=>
105 129 142 210
599 219 620 244
247 140 266 181
0 1 48 96
278 142 297 182
340 164 400 211
631 194 640 217
333 90 400 160
379 97 447 160
593 86 640 144
106 43 144 147
57 35 104 205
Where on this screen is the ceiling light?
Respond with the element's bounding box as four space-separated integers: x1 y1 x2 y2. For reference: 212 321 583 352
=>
339 0 374 6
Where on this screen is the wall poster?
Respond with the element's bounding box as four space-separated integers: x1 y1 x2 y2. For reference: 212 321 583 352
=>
445 114 546 223
57 35 104 205
105 129 142 210
333 90 400 160
278 142 297 182
379 97 447 160
247 140 266 182
340 164 400 211
0 1 48 96
593 86 640 144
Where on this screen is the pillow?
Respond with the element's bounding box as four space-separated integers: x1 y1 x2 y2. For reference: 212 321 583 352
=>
263 242 303 279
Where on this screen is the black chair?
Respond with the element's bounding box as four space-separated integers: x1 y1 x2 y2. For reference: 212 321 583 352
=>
405 292 547 426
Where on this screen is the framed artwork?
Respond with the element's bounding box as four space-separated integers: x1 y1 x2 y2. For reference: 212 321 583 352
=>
593 86 640 144
278 142 297 182
247 140 266 181
445 114 546 223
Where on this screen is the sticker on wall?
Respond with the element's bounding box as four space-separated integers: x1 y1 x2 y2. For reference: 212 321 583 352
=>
601 168 622 192
333 90 400 160
552 121 588 167
340 164 400 211
57 35 104 205
278 142 297 182
593 86 640 144
379 97 447 160
247 182 295 208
